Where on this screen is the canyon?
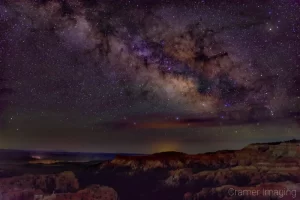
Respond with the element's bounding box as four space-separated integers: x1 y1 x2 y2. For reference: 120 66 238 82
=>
1 140 300 199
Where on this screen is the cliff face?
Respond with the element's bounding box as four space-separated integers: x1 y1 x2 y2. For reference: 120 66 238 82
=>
0 185 119 200
0 172 118 200
100 141 300 172
98 140 300 199
165 165 300 187
0 171 79 193
2 140 300 200
34 185 118 200
163 141 300 200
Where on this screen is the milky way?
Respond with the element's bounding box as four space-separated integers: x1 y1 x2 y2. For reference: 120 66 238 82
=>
0 0 299 153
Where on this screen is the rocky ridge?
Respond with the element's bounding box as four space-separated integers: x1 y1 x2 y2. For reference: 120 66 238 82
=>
99 140 300 199
100 140 300 172
0 172 118 200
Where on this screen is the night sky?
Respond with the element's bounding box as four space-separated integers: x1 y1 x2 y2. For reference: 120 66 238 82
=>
0 0 299 153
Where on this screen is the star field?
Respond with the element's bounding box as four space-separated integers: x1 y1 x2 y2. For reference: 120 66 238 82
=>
0 0 299 153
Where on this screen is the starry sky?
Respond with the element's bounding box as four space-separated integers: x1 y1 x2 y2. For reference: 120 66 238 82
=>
0 0 299 153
